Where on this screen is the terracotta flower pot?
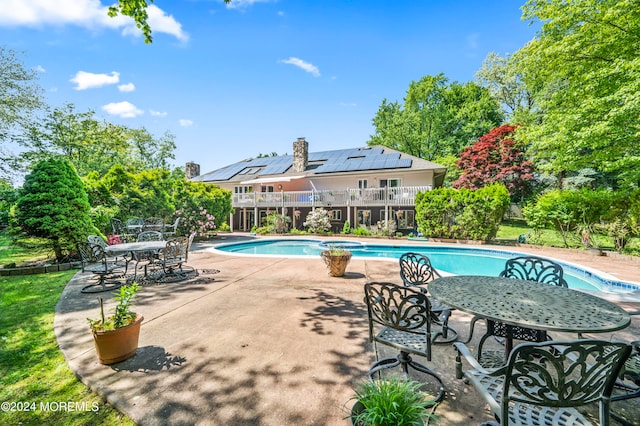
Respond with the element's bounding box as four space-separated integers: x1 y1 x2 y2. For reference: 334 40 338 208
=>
91 314 144 364
321 250 352 277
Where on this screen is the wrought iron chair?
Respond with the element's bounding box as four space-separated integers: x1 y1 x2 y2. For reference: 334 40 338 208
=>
144 217 165 233
454 339 633 426
77 242 125 293
87 235 128 271
610 310 640 426
155 237 197 282
163 217 181 238
110 218 135 242
126 217 144 237
130 231 164 277
399 252 458 343
364 281 445 402
468 256 568 364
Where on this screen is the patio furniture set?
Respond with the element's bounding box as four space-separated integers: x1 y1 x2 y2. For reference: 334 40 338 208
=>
77 217 195 293
364 253 640 425
109 217 181 243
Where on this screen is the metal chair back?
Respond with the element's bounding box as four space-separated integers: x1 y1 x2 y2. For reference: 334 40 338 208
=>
144 217 165 232
88 235 108 249
126 217 144 227
399 252 441 287
499 255 568 287
500 340 631 425
163 217 181 237
111 218 126 235
364 281 433 360
137 231 163 241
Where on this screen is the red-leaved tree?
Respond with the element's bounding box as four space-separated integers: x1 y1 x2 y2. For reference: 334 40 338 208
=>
452 124 535 201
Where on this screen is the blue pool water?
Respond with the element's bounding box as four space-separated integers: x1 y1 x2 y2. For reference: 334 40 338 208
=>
213 238 640 297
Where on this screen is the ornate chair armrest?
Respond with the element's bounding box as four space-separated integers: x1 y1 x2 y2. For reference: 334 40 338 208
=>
453 342 491 379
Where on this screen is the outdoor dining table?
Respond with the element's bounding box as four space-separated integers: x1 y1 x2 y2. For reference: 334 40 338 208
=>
105 240 167 278
428 275 631 355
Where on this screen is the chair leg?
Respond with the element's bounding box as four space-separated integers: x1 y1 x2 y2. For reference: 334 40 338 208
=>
430 312 459 344
81 273 123 294
368 351 445 402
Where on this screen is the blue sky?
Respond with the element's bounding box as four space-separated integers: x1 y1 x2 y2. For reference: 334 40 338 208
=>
0 0 538 176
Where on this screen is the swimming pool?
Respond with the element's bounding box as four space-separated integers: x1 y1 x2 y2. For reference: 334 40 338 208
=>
212 238 640 298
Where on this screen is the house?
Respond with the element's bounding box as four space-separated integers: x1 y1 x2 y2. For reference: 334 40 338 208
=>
190 137 447 233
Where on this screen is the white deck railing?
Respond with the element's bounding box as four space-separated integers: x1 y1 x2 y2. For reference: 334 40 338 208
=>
232 186 432 208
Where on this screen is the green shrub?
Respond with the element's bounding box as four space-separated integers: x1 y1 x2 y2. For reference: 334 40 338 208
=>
341 220 351 234
353 226 372 236
14 159 97 261
415 183 510 240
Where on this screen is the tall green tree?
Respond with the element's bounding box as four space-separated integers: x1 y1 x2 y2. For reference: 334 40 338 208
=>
514 0 640 188
14 159 95 261
369 74 503 160
475 52 535 123
18 103 176 177
0 46 44 180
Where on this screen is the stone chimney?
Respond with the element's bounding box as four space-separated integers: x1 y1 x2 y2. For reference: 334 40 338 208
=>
292 137 308 173
185 162 200 179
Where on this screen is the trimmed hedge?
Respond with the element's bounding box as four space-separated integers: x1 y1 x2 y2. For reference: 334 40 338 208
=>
415 183 510 241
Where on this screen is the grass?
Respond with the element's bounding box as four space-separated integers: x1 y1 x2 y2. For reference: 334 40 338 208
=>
0 233 54 267
0 267 134 425
495 220 640 255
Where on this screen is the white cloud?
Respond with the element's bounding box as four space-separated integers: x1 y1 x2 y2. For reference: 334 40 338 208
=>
150 110 168 117
102 101 143 118
279 57 320 77
34 65 46 73
70 70 119 90
226 0 276 10
0 0 188 42
179 119 193 127
118 82 135 92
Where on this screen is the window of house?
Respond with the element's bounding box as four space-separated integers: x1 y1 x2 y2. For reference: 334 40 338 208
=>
357 210 371 227
380 178 401 188
328 210 342 221
358 179 368 189
234 186 253 193
395 210 415 229
261 185 274 193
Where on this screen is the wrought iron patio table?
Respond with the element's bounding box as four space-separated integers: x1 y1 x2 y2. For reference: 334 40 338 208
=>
428 275 631 355
105 241 167 278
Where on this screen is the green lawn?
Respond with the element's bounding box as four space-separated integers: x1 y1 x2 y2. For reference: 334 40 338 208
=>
0 267 134 425
495 220 640 254
0 233 54 268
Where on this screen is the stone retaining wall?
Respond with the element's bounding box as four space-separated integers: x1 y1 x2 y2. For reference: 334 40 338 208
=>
0 262 82 276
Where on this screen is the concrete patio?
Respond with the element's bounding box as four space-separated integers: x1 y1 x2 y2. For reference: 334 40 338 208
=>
55 234 640 425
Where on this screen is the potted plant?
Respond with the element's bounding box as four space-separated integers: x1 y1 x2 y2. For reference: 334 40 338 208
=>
320 244 352 277
349 378 437 426
87 282 143 364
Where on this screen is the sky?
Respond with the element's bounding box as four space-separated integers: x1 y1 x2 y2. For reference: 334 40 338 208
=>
0 0 539 177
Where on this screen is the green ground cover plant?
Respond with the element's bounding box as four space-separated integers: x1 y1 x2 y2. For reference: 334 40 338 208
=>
0 271 134 425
